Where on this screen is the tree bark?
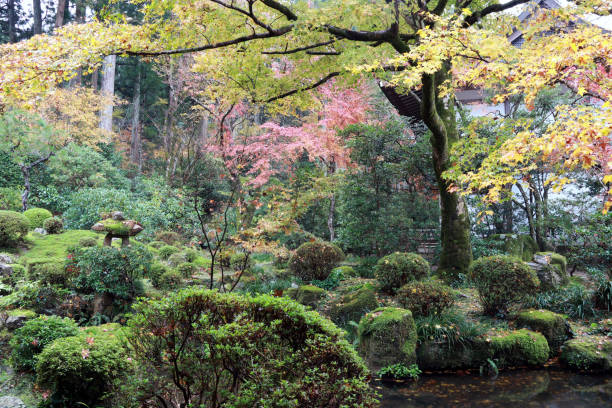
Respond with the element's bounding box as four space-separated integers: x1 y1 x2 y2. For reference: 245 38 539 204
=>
55 0 66 29
129 63 142 168
99 54 116 132
32 0 42 35
420 67 472 281
7 0 16 42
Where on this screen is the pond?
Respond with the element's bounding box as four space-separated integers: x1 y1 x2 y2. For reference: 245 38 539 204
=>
379 368 611 408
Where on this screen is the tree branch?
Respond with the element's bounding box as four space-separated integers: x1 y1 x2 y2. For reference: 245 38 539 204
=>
259 0 298 21
326 22 399 42
264 71 340 103
261 39 335 55
464 0 532 27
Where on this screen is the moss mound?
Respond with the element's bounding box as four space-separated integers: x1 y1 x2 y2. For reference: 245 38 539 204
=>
358 307 417 373
516 309 571 354
294 284 325 307
330 284 378 325
560 336 612 373
488 328 549 367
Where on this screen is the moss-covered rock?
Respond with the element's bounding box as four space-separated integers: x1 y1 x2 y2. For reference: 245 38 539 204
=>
516 309 571 354
294 285 325 308
488 329 549 367
529 253 569 291
536 252 567 275
416 339 488 371
358 307 417 373
489 234 538 261
330 284 378 326
560 335 612 373
333 265 358 278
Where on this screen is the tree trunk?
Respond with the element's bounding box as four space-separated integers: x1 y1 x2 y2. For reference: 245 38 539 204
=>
328 194 336 242
91 68 99 90
420 68 472 281
99 54 116 132
32 0 42 35
20 166 31 211
8 0 16 43
55 0 66 28
129 64 142 167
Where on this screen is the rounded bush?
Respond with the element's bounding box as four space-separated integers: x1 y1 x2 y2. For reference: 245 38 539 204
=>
375 252 430 294
469 255 540 316
230 251 253 271
288 241 345 281
396 279 455 317
159 270 183 289
78 236 98 247
158 245 180 260
10 315 79 371
183 248 199 262
177 262 197 278
148 240 166 249
43 216 63 234
28 260 71 286
149 262 168 288
126 288 378 407
23 207 52 229
217 249 234 267
0 210 29 246
36 324 130 407
167 252 186 267
155 230 181 245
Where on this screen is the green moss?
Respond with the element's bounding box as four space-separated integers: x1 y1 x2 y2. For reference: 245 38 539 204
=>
20 230 97 262
330 283 378 325
536 252 568 276
516 309 570 354
560 336 612 373
488 328 549 367
295 285 325 307
489 234 538 261
333 265 357 278
6 308 36 318
97 218 130 235
358 307 417 372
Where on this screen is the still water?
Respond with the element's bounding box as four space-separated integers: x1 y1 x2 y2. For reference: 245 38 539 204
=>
379 369 611 408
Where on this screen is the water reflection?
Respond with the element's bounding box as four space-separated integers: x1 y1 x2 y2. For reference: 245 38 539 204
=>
379 369 611 407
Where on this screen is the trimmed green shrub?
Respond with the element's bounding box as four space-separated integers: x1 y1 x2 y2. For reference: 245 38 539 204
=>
183 248 199 262
125 288 378 407
167 252 186 267
10 315 78 370
43 216 63 234
177 262 197 278
72 245 152 299
148 240 166 249
78 236 97 247
155 230 181 245
36 324 130 406
148 262 168 288
396 279 454 317
375 252 430 294
288 241 345 281
23 207 52 229
469 255 540 316
159 270 183 289
0 210 29 246
158 245 180 260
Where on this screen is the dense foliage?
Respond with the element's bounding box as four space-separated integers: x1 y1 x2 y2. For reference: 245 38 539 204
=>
375 252 430 294
0 210 29 246
289 241 345 281
396 279 455 317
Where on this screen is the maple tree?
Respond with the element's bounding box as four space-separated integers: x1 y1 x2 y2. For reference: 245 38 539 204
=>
0 0 610 279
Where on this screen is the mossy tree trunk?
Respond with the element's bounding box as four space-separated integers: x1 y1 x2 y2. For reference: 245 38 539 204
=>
421 67 472 281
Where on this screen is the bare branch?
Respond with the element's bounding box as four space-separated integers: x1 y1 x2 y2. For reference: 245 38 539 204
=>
264 71 340 103
464 0 532 27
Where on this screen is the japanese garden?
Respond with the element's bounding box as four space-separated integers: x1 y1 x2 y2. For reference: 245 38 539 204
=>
0 0 610 407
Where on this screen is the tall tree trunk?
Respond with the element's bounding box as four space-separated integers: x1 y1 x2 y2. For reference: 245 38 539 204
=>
91 68 99 90
20 166 31 211
55 0 66 28
7 0 16 42
99 54 116 132
32 0 42 34
529 178 547 251
328 193 336 242
129 64 142 167
421 67 472 281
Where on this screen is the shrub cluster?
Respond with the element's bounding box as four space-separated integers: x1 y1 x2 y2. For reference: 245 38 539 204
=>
10 315 79 371
375 252 430 293
158 245 180 260
396 279 455 317
469 255 540 316
43 216 63 234
288 241 345 281
23 207 53 229
0 210 29 246
155 230 181 245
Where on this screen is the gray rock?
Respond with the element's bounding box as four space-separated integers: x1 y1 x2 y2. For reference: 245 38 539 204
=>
0 263 12 276
0 254 13 264
527 261 564 291
0 396 26 408
4 315 27 330
111 211 125 220
33 227 47 235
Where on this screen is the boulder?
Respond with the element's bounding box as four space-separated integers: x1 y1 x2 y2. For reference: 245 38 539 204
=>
560 335 612 373
516 309 571 354
528 253 569 291
358 307 417 373
489 234 538 261
0 396 26 408
487 328 550 368
0 253 14 264
329 284 378 325
33 227 47 235
0 263 12 276
294 285 325 308
4 315 28 330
